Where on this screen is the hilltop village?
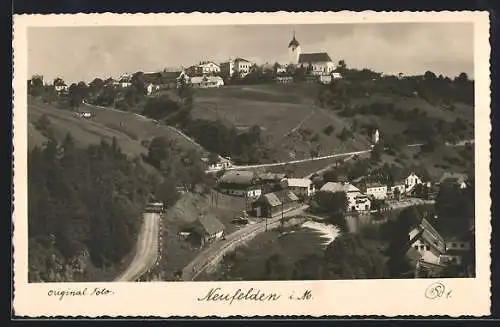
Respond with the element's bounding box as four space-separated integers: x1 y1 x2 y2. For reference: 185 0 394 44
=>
27 32 475 282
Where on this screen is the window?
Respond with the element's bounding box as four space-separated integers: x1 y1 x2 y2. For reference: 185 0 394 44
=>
460 243 465 248
414 245 418 250
426 245 430 251
420 245 425 251
452 243 457 248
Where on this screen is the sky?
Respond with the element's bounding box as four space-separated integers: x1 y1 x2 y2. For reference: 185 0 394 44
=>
27 23 474 84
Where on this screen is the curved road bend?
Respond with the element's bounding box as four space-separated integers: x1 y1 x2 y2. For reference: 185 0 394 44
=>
114 213 161 282
181 205 308 281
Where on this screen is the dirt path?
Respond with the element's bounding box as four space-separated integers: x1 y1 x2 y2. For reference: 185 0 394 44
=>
114 213 161 281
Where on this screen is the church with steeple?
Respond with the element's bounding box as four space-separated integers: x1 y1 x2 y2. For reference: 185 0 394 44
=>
286 32 337 76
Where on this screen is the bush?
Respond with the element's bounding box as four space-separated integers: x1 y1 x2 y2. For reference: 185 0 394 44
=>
323 125 334 136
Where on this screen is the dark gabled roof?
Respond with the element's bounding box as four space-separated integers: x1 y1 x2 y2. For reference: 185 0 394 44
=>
219 170 255 184
143 72 163 84
234 57 250 63
257 190 299 207
298 52 332 63
160 71 183 82
419 218 446 254
198 214 225 235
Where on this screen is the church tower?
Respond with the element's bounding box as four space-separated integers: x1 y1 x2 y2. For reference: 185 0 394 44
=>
372 128 380 145
288 31 301 66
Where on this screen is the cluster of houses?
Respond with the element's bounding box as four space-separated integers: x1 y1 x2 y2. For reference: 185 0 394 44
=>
87 31 344 95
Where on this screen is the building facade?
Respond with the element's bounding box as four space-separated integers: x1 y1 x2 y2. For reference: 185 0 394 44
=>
283 178 316 198
364 182 388 200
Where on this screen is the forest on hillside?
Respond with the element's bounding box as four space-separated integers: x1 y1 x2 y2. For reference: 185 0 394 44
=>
28 114 210 282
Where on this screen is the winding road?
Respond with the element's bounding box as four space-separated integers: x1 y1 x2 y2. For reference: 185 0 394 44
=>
181 205 308 281
114 213 161 282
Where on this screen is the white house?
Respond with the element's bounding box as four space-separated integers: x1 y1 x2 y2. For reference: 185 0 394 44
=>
146 83 160 95
276 76 294 84
54 83 69 94
409 218 447 265
198 61 221 74
53 78 68 94
217 170 262 198
320 182 370 212
201 156 233 171
363 182 388 200
318 72 343 85
283 178 316 197
234 58 252 77
388 183 406 200
221 58 253 78
189 75 224 88
404 172 423 193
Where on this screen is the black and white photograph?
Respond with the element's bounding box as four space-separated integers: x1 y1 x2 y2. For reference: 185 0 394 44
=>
24 21 479 283
13 11 491 318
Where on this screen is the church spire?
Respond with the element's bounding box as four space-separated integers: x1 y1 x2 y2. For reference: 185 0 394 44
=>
288 30 300 48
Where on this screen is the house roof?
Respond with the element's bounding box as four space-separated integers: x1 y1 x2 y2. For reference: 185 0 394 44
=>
143 72 163 84
160 71 183 82
365 182 387 189
298 52 332 63
199 61 220 67
197 214 225 235
219 170 256 185
53 80 66 86
258 172 287 181
259 190 299 207
234 57 250 63
286 178 312 188
419 218 446 254
320 182 360 193
439 172 468 184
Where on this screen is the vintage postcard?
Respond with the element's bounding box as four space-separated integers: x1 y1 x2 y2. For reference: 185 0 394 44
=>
12 11 491 317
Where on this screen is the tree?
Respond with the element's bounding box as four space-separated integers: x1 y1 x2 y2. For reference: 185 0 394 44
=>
207 152 219 165
370 142 383 163
323 125 334 136
88 78 104 95
424 70 437 81
434 183 474 237
382 207 422 277
68 83 86 109
338 127 352 142
29 75 44 97
142 95 180 120
313 191 349 230
320 234 388 279
145 136 171 170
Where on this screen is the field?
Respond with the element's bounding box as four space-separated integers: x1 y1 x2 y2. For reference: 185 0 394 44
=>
190 84 474 163
191 83 474 176
28 97 204 157
191 84 371 161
